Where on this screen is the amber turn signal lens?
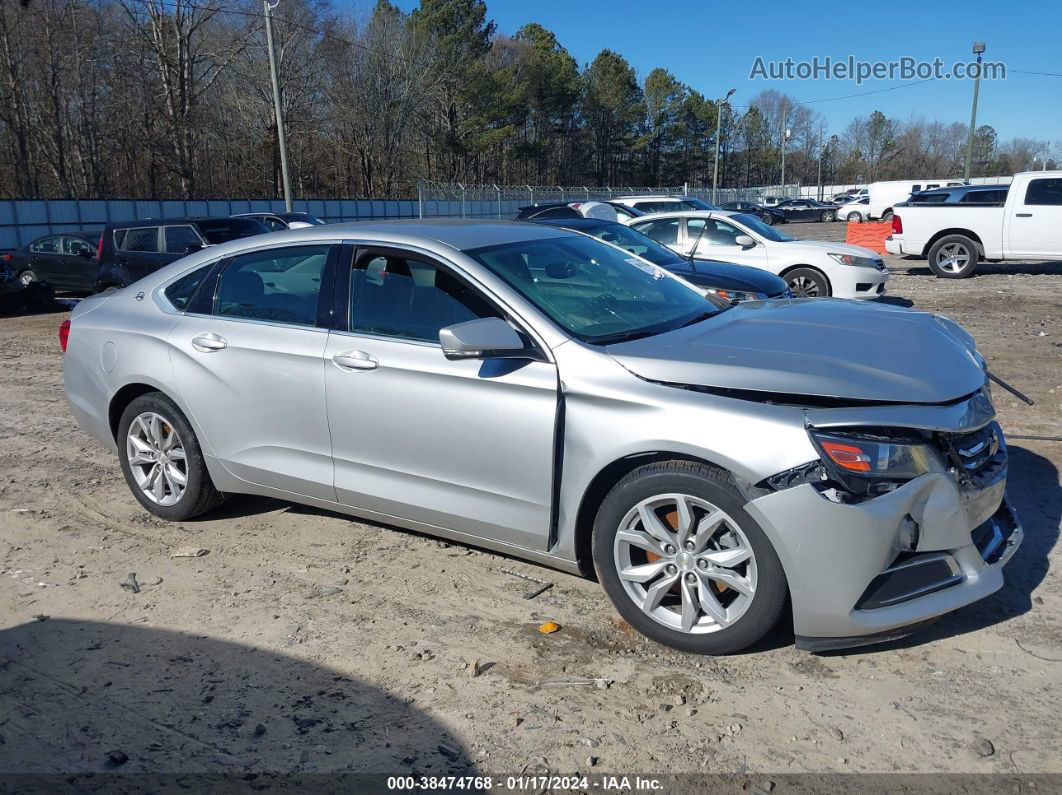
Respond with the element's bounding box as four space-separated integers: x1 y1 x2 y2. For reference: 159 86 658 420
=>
820 440 872 473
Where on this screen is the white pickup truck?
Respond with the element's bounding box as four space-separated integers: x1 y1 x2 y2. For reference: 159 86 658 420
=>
886 171 1062 277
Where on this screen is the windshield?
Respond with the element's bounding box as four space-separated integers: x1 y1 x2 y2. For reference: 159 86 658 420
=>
730 213 793 242
465 235 717 344
197 218 270 244
578 223 684 267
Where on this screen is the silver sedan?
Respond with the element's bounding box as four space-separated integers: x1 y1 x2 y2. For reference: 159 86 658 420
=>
63 221 1020 654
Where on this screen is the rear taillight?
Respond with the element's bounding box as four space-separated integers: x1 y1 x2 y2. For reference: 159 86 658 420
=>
59 319 70 353
891 215 903 234
96 234 104 260
0 252 11 261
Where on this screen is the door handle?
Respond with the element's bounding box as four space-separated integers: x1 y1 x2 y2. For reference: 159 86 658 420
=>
1015 213 1032 218
333 350 378 371
191 332 227 352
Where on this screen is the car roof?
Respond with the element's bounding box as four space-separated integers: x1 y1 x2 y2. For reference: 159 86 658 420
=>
612 195 686 200
104 216 266 229
532 218 621 229
34 231 97 239
627 209 739 221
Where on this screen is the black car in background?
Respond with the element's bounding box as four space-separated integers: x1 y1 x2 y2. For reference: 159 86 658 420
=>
772 199 837 223
7 232 101 293
531 217 790 302
514 201 645 221
96 216 270 289
719 201 786 226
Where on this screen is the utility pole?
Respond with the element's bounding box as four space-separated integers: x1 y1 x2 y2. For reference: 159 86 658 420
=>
712 88 736 204
265 0 293 212
964 41 986 181
780 109 791 192
816 127 824 201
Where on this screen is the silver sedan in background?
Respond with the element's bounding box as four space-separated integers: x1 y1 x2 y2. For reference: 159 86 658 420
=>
62 221 1020 654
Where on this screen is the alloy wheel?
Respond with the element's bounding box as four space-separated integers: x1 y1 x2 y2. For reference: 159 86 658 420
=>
126 411 188 506
19 271 36 286
936 242 970 274
788 275 821 297
613 493 757 634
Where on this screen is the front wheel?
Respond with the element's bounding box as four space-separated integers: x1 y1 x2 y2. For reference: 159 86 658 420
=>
784 267 830 297
593 461 788 655
846 211 863 222
760 213 775 226
928 235 979 278
117 392 224 521
820 210 835 223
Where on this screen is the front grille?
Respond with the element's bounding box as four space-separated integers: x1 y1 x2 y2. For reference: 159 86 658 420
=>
938 422 1005 487
856 553 963 610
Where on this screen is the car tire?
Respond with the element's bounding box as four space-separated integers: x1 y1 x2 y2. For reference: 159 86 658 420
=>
927 235 979 278
18 269 38 286
117 392 224 521
820 210 835 223
846 211 863 222
760 213 775 226
881 210 894 221
593 460 788 655
783 267 830 297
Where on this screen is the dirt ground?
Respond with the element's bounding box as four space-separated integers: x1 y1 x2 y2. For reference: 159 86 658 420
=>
1 223 1060 786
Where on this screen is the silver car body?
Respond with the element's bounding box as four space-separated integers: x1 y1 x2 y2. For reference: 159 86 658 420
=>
64 220 1019 650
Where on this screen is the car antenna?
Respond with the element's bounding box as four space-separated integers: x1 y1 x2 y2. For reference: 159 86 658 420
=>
687 222 708 272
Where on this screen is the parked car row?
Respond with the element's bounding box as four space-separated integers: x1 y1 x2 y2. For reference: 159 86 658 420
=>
61 218 1019 656
6 211 325 296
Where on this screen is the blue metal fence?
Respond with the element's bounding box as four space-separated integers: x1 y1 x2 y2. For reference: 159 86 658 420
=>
0 198 423 249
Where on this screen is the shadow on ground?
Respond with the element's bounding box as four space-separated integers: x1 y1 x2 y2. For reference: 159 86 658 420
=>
0 619 473 787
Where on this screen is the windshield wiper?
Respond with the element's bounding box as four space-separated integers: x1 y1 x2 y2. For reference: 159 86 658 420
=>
591 328 664 345
678 309 719 328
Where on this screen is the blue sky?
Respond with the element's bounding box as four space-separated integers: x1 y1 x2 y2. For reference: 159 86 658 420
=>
390 0 1062 144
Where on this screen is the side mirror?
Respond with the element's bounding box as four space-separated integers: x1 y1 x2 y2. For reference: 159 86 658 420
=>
439 317 529 361
184 243 203 255
734 235 756 249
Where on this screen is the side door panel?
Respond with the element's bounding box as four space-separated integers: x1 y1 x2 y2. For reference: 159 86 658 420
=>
685 219 771 271
324 246 559 550
167 244 339 500
1006 177 1062 258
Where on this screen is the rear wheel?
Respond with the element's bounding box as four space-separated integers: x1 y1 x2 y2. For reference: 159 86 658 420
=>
593 461 787 655
881 209 894 221
117 392 224 521
928 235 979 278
760 213 775 226
18 269 37 286
820 210 835 223
784 267 830 297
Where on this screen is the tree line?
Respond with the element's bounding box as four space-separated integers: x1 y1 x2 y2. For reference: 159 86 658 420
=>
1 0 1056 201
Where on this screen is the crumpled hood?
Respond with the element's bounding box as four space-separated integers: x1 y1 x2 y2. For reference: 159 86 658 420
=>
606 299 986 404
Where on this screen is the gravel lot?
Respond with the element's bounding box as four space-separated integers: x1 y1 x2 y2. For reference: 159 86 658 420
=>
1 222 1059 784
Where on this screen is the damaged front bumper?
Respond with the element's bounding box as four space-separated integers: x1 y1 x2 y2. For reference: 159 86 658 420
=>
744 456 1021 652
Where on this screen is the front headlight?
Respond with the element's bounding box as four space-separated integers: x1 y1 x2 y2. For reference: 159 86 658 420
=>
810 430 946 481
704 287 768 303
827 252 880 267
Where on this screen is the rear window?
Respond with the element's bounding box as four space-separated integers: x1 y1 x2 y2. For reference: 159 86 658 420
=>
960 189 1007 204
908 193 948 204
195 218 270 244
116 227 160 253
164 266 211 311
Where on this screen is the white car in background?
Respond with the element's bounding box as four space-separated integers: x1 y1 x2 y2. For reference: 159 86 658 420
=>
629 210 888 299
611 195 720 214
836 196 871 222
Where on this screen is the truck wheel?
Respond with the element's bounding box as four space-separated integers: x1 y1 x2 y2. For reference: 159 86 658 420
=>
593 460 788 655
881 210 894 221
928 235 979 278
784 267 830 297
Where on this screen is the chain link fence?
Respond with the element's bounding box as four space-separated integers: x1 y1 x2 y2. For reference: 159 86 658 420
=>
416 181 800 219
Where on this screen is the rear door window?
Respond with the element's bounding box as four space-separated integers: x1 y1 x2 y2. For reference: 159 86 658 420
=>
164 225 204 253
631 217 680 245
118 227 160 253
30 236 62 253
63 237 95 256
165 266 212 311
1024 178 1062 205
213 245 331 326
